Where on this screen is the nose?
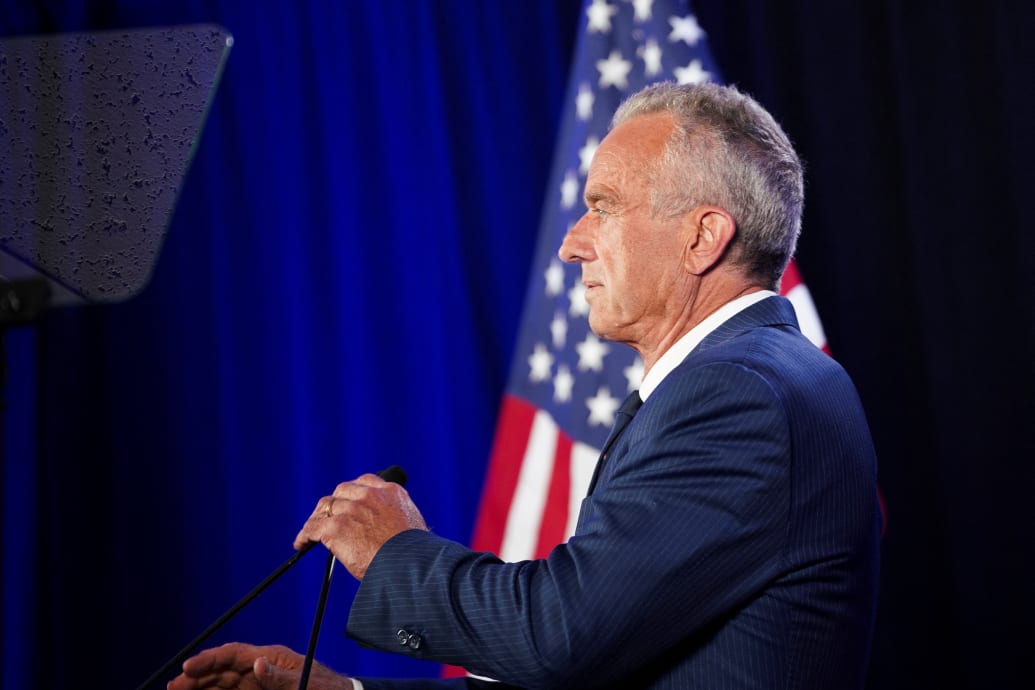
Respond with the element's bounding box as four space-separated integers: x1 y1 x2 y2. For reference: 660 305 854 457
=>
558 212 596 264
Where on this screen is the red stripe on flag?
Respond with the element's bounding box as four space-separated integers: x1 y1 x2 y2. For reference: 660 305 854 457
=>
470 395 537 555
780 258 803 295
441 663 468 679
534 432 573 558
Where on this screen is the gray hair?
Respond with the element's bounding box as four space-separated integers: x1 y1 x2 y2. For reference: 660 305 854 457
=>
612 82 804 288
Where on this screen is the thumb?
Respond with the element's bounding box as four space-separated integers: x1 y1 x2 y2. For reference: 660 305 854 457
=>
253 656 299 689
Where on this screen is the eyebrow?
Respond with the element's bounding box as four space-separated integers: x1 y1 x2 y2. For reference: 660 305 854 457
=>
583 184 620 208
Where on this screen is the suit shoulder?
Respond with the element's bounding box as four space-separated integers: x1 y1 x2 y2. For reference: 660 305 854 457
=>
691 321 850 386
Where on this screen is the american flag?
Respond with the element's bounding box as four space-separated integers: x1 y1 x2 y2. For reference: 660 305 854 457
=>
469 0 829 565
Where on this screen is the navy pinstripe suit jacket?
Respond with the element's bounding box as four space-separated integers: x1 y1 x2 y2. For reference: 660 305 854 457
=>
349 296 881 689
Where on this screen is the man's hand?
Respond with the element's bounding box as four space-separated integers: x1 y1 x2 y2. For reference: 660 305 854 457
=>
294 473 428 580
167 642 350 690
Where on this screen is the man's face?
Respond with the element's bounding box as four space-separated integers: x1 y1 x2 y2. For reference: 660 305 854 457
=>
558 112 694 352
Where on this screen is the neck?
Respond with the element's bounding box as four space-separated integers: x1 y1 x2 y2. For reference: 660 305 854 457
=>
637 277 765 375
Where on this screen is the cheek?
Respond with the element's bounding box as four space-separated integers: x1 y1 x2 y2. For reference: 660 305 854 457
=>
609 243 649 288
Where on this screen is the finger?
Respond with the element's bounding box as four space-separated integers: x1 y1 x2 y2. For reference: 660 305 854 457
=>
333 477 410 505
167 672 203 690
253 657 300 690
351 472 390 488
170 669 246 690
333 469 406 494
309 496 336 520
293 514 329 551
331 479 374 499
319 474 402 515
182 643 262 677
212 669 249 689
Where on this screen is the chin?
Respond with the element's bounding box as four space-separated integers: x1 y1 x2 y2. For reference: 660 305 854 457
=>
587 315 614 341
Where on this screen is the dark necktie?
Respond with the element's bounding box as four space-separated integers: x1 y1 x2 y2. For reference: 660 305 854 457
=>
586 390 643 496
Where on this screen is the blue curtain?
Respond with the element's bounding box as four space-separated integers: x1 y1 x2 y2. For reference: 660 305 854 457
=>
1 1 577 686
4 1 1035 689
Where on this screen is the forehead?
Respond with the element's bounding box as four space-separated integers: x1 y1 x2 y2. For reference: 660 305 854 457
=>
586 112 675 198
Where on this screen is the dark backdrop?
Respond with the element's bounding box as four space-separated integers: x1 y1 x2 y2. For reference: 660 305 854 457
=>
2 1 1033 689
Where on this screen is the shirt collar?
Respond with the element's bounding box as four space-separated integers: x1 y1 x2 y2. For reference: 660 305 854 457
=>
638 290 777 401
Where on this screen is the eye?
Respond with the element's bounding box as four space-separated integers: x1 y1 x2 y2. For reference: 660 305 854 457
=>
595 208 609 219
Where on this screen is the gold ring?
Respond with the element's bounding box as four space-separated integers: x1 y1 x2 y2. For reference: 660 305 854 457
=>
324 500 333 518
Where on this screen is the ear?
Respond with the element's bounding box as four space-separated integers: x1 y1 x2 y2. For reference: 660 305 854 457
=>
682 206 736 276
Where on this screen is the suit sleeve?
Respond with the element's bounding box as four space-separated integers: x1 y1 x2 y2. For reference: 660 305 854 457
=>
347 362 790 689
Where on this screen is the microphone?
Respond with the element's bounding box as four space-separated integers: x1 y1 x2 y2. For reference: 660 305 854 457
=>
376 464 407 486
136 466 408 690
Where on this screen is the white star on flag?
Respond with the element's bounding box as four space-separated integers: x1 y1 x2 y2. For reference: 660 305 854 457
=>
579 136 600 174
668 15 705 45
528 343 554 382
576 82 595 121
554 364 575 403
544 259 565 296
623 358 645 392
568 281 590 317
575 332 610 372
632 0 654 22
586 386 621 427
639 38 663 76
597 50 633 89
550 312 568 348
586 0 618 33
560 170 580 209
674 58 711 84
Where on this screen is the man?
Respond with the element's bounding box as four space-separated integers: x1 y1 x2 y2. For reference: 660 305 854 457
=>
170 82 880 689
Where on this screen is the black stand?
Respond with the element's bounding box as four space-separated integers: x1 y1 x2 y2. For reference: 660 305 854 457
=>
298 553 337 690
